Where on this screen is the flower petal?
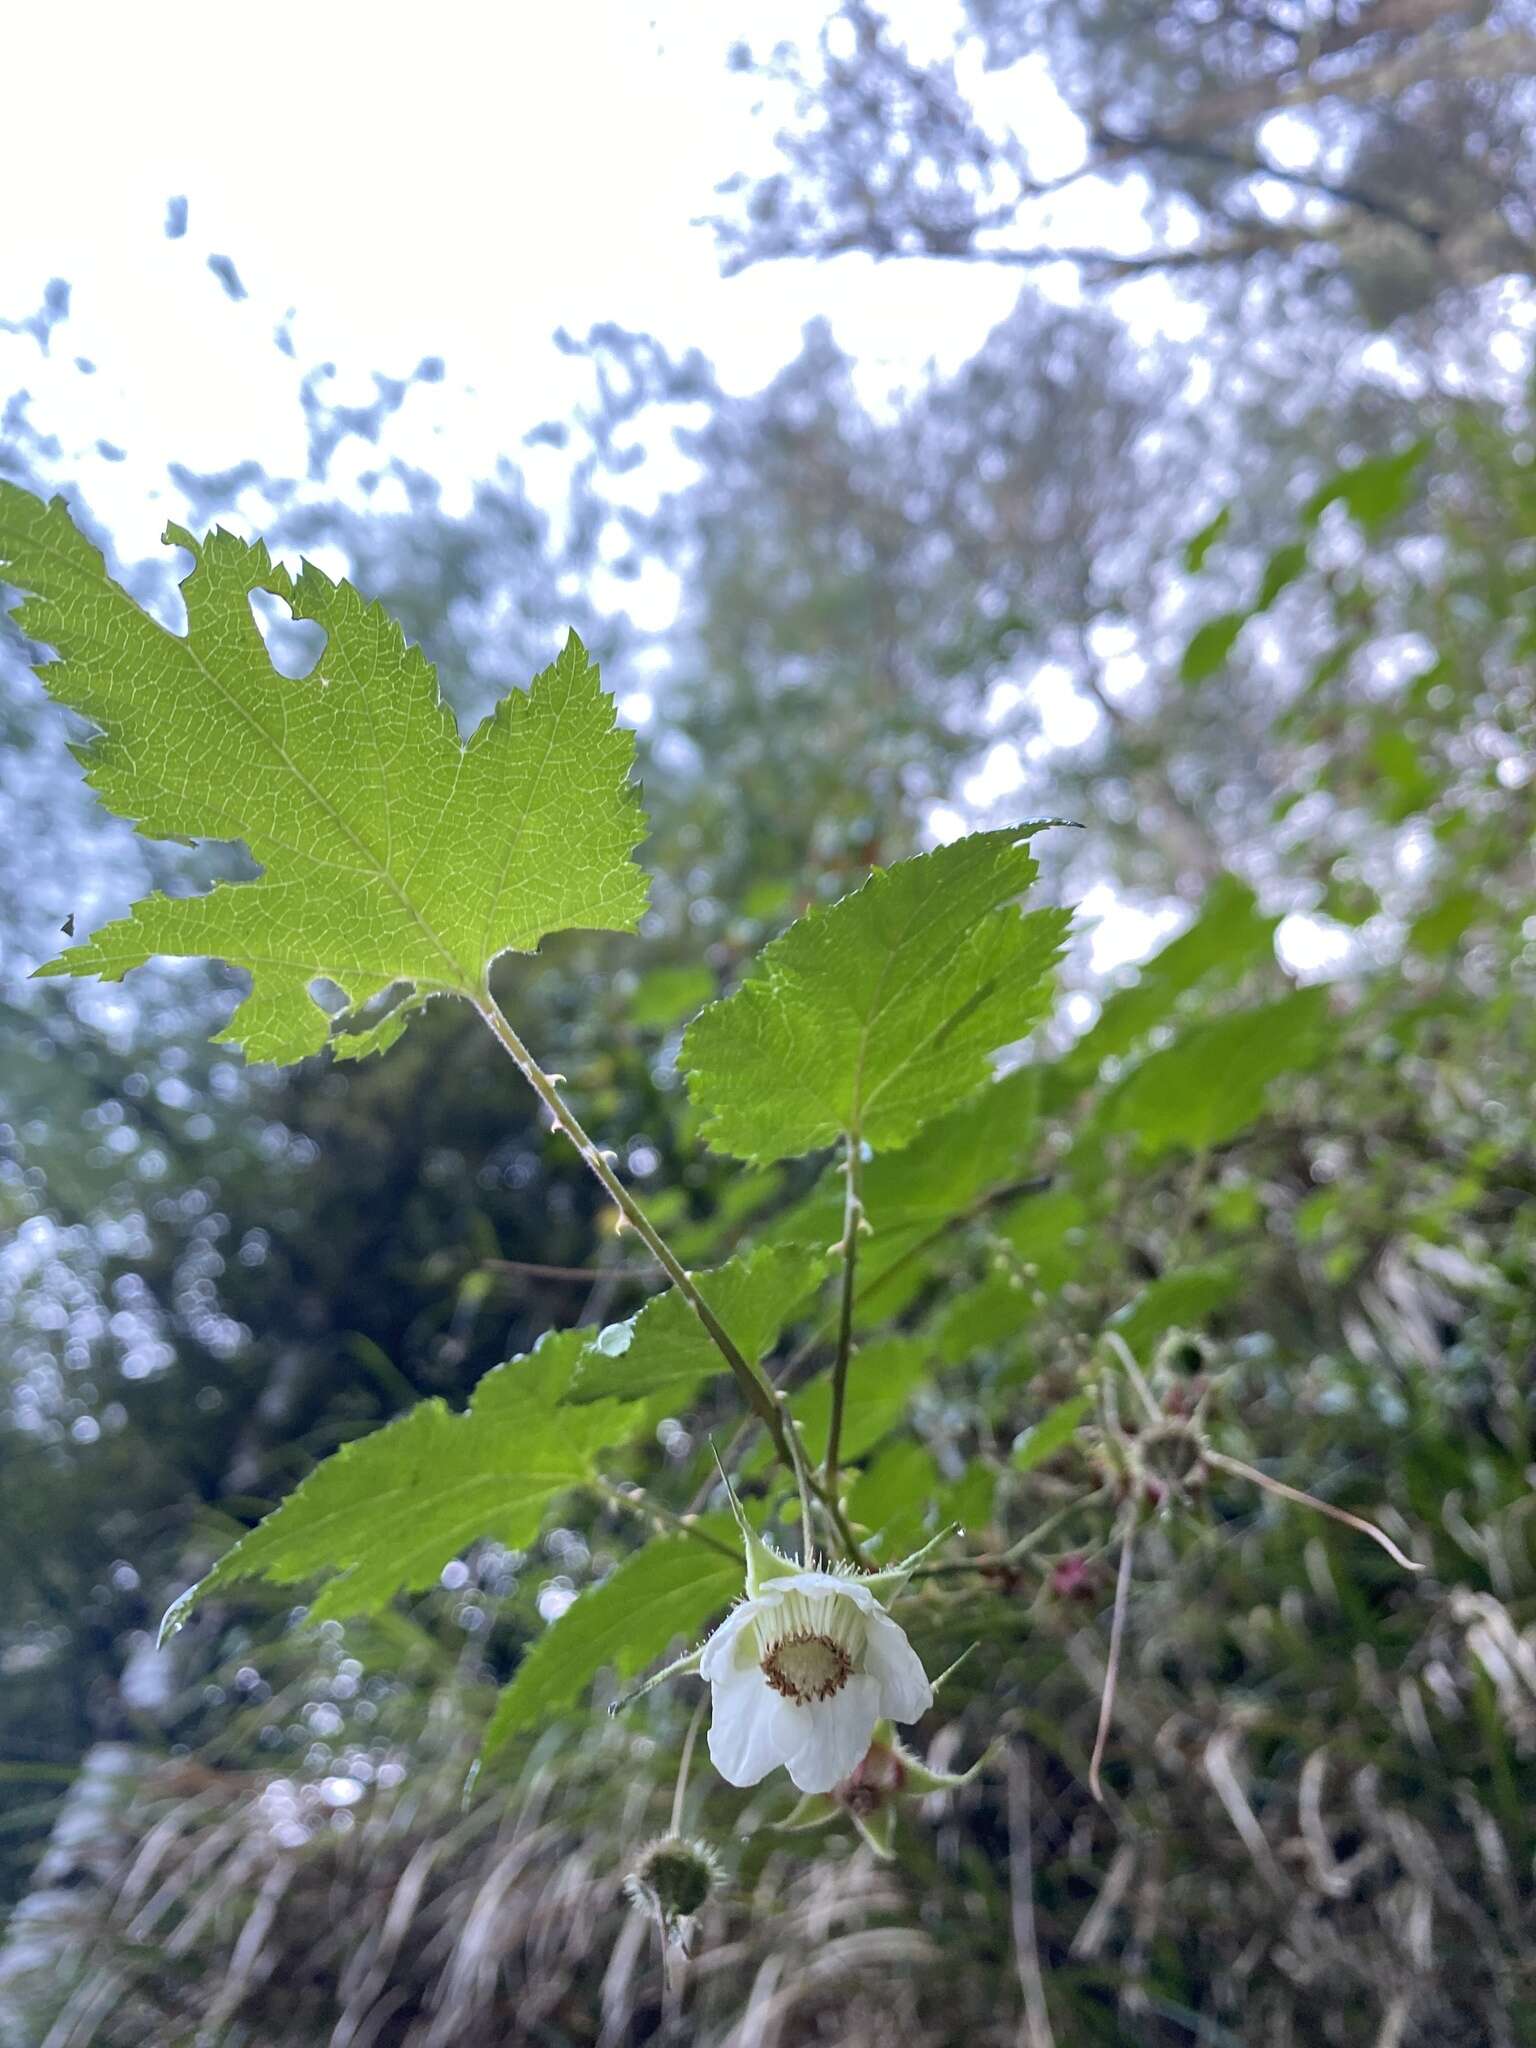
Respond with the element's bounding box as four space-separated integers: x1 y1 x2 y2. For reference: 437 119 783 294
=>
772 1569 877 1613
700 1595 773 1682
861 1608 933 1724
707 1663 794 1787
782 1674 882 1794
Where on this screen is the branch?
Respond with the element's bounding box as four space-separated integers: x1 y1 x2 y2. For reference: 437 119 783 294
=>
484 1256 664 1285
473 988 795 1468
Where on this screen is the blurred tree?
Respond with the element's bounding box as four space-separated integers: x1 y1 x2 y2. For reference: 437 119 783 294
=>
716 1 1536 323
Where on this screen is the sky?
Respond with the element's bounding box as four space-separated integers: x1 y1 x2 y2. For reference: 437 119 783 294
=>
0 1 1310 979
2 2 1059 555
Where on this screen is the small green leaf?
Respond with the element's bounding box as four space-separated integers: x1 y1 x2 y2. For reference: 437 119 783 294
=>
161 1333 637 1634
1012 1394 1091 1471
1180 610 1246 686
1055 874 1275 1090
1304 440 1428 533
1182 505 1230 573
682 829 1070 1162
483 1525 739 1756
1256 541 1309 610
4 486 647 1064
565 1244 830 1407
1096 987 1332 1160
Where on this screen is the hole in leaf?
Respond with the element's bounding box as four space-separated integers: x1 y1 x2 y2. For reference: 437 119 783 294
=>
250 589 327 680
308 977 349 1017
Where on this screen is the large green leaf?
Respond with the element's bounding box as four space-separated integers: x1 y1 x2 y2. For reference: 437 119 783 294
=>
483 1524 740 1757
682 829 1069 1162
1096 987 1332 1160
565 1244 830 1407
161 1333 638 1633
2 487 647 1062
1056 874 1275 1091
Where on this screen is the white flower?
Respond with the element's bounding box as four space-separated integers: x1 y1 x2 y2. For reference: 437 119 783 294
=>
700 1568 933 1794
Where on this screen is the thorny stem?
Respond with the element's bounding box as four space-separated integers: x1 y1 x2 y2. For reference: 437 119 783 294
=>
1205 1449 1425 1574
1089 1508 1139 1804
823 1132 865 1505
780 1171 1054 1384
474 989 794 1467
593 1478 739 1563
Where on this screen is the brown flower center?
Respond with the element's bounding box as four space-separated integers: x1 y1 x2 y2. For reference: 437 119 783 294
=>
760 1630 854 1704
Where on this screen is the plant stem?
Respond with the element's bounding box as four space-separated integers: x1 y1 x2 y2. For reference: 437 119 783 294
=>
473 988 792 1463
593 1478 740 1562
1089 1509 1139 1804
912 1484 1113 1578
823 1132 864 1504
669 1696 707 1835
1204 1450 1424 1572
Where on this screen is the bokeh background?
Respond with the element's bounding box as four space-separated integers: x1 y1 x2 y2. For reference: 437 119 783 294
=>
2 4 1535 2043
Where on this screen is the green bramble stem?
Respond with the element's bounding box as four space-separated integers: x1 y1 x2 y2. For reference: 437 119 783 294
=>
472 987 794 1464
823 1131 864 1506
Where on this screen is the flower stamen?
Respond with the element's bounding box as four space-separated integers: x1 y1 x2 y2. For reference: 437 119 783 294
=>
760 1629 854 1703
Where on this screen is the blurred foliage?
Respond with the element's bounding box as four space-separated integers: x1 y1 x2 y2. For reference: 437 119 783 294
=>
3 12 1536 2046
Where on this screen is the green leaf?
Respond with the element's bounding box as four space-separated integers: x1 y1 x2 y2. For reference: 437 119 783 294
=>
1409 887 1480 957
1182 505 1230 573
1011 1394 1091 1471
1055 874 1275 1090
1304 440 1428 533
483 1524 739 1756
161 1333 637 1633
788 1337 931 1466
681 829 1070 1162
1369 728 1437 824
565 1244 830 1407
1096 987 1332 1160
997 1184 1090 1295
935 1272 1032 1365
848 1441 940 1559
1107 1262 1239 1352
1256 541 1309 610
629 964 715 1031
1179 611 1245 685
3 488 647 1063
861 1064 1043 1227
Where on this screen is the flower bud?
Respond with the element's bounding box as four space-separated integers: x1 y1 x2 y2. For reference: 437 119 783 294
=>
832 1737 907 1818
623 1833 721 1953
1155 1329 1211 1379
1047 1553 1100 1603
